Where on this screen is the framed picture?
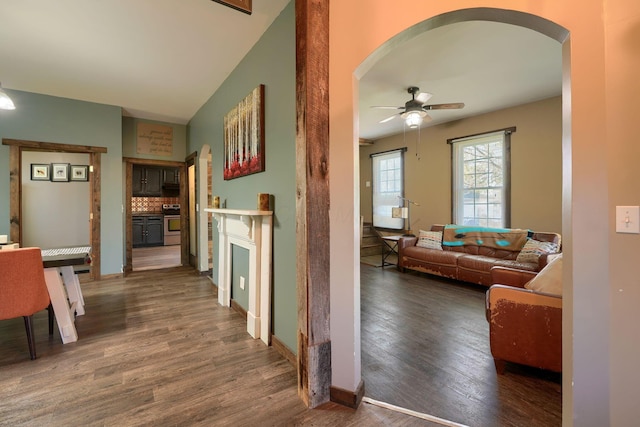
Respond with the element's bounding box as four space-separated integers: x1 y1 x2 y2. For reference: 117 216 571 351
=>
51 163 70 182
212 0 252 15
70 165 89 181
223 84 265 180
30 164 50 181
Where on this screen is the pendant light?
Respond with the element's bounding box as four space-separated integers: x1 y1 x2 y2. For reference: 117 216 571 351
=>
0 82 16 110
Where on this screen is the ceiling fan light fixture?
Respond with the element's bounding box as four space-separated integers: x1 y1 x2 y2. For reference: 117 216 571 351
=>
402 110 425 128
0 83 16 110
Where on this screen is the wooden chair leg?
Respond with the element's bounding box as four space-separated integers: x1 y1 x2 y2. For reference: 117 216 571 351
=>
23 315 37 360
48 303 54 335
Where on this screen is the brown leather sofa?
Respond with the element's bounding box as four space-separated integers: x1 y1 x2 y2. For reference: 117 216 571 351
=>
486 264 562 373
397 224 561 286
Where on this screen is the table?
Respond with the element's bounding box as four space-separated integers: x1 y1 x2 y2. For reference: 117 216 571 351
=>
41 246 91 344
381 235 402 268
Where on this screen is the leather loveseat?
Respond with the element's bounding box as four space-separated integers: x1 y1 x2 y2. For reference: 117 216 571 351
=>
486 255 563 373
397 224 561 287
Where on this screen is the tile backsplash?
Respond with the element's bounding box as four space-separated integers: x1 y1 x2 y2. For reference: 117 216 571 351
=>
132 197 179 213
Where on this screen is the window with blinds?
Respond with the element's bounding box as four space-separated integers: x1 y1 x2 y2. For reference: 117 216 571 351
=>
450 129 513 227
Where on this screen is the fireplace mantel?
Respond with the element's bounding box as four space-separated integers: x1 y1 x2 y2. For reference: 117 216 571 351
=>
204 208 273 345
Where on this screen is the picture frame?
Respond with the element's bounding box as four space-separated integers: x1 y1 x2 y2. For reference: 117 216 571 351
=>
70 165 89 182
212 0 252 15
223 84 265 180
30 164 50 181
51 163 70 182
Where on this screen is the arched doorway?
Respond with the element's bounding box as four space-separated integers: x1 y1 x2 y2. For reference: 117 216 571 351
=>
358 13 562 423
323 6 573 424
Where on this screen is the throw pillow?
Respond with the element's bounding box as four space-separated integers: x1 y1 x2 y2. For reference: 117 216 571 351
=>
416 230 443 250
516 238 559 263
525 254 563 296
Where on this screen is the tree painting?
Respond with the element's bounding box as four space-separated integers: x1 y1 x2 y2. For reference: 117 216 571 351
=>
223 85 265 180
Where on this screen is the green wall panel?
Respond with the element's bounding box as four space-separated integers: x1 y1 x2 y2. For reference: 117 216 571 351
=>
188 1 297 353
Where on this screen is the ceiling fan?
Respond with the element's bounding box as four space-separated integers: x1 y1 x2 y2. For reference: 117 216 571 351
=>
372 86 465 128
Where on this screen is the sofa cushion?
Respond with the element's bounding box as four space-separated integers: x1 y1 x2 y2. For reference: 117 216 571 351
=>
416 230 443 250
525 254 563 296
457 255 498 273
492 259 539 272
516 238 560 263
403 246 464 266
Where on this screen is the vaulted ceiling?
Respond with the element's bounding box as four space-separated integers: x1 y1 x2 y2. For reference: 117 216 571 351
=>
0 2 561 137
0 0 290 124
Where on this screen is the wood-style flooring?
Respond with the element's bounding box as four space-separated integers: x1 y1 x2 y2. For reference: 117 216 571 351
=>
132 245 181 271
0 267 435 426
361 264 562 426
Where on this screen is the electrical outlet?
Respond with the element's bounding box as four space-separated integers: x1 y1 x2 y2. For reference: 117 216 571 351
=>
240 276 245 290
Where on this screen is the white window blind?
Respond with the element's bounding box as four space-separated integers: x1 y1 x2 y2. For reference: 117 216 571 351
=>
450 129 513 227
371 148 405 229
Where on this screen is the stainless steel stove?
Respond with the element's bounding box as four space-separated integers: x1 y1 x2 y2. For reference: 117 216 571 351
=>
162 204 181 246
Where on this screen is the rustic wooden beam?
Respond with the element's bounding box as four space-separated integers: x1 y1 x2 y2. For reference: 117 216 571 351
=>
295 0 331 408
89 153 102 279
3 138 107 153
8 145 21 244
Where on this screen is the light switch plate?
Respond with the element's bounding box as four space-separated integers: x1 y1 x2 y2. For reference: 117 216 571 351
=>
616 206 640 234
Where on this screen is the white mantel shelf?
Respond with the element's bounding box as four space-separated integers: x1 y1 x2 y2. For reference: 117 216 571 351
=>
204 207 273 345
205 208 272 216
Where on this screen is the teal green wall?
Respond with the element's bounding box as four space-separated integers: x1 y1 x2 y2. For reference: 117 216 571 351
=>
231 245 250 310
0 89 124 275
122 117 187 161
188 2 297 352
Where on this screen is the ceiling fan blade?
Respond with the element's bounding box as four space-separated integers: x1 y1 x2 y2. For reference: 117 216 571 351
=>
379 114 398 124
416 92 432 104
423 102 465 110
371 106 404 110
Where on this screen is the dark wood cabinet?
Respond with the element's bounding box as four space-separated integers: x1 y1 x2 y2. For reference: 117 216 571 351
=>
163 167 179 185
132 165 163 197
132 215 164 247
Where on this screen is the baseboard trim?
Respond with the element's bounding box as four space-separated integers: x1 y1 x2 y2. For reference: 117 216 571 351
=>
230 299 247 319
330 380 365 409
271 334 296 366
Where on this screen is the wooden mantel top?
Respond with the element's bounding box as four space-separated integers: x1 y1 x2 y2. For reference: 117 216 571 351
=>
204 208 273 216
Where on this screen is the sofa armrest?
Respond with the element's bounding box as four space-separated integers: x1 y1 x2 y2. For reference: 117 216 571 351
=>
485 284 562 372
486 284 562 313
398 236 418 252
490 266 537 289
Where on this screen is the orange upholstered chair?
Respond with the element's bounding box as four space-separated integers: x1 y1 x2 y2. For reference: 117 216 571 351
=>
0 247 53 360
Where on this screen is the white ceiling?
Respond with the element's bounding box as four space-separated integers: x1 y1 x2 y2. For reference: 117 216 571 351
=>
359 21 562 140
0 0 290 124
0 4 561 134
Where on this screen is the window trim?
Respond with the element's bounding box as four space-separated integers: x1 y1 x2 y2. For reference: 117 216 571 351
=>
448 127 515 227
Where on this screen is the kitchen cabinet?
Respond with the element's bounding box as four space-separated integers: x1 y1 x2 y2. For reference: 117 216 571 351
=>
163 167 179 185
132 215 164 247
132 166 162 197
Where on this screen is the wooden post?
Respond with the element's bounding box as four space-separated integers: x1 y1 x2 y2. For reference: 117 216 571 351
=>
295 0 331 408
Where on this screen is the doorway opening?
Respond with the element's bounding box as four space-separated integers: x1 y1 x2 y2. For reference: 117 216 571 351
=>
3 138 105 280
124 158 188 273
354 10 568 426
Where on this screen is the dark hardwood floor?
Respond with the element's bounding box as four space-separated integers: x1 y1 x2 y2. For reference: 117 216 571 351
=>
361 264 562 426
1 267 437 426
